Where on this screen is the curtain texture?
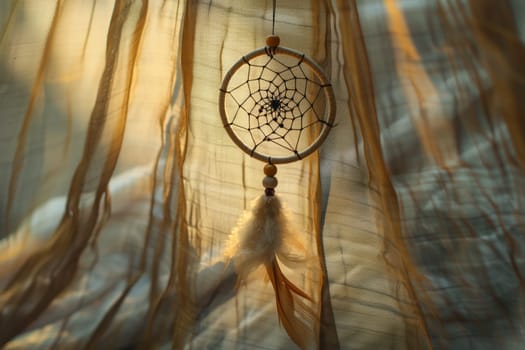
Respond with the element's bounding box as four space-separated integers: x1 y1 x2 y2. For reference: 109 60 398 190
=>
0 0 524 349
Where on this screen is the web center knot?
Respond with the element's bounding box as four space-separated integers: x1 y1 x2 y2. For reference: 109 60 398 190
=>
270 98 281 111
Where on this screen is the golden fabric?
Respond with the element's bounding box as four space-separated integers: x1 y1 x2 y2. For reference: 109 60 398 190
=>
0 0 523 348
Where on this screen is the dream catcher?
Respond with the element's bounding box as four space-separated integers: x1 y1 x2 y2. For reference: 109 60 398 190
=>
218 2 335 348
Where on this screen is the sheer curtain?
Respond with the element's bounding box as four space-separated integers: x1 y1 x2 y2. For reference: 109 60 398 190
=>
0 0 523 349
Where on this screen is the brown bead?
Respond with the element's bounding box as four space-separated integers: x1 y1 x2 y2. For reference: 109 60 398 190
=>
264 163 277 176
265 35 280 48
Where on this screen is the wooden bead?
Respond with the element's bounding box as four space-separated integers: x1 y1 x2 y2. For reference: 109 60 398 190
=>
265 35 280 48
263 176 278 189
264 163 277 176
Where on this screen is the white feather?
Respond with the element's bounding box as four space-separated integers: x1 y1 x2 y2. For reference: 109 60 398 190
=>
225 195 307 277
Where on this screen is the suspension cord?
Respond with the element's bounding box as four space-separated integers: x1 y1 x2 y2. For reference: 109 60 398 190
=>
272 0 276 35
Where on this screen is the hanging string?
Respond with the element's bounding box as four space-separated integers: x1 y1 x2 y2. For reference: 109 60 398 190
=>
272 0 276 35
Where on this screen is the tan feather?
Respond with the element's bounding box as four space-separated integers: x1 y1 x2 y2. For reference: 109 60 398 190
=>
265 260 315 350
226 194 316 349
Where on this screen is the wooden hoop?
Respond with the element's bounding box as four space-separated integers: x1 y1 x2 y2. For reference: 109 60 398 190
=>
219 45 336 164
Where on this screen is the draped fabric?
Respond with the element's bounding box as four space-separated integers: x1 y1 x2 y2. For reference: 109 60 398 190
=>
0 0 524 349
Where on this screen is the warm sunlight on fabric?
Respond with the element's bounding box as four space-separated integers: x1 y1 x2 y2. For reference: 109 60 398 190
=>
0 0 524 349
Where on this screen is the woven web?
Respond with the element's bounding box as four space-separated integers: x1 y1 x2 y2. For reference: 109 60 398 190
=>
221 53 332 160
